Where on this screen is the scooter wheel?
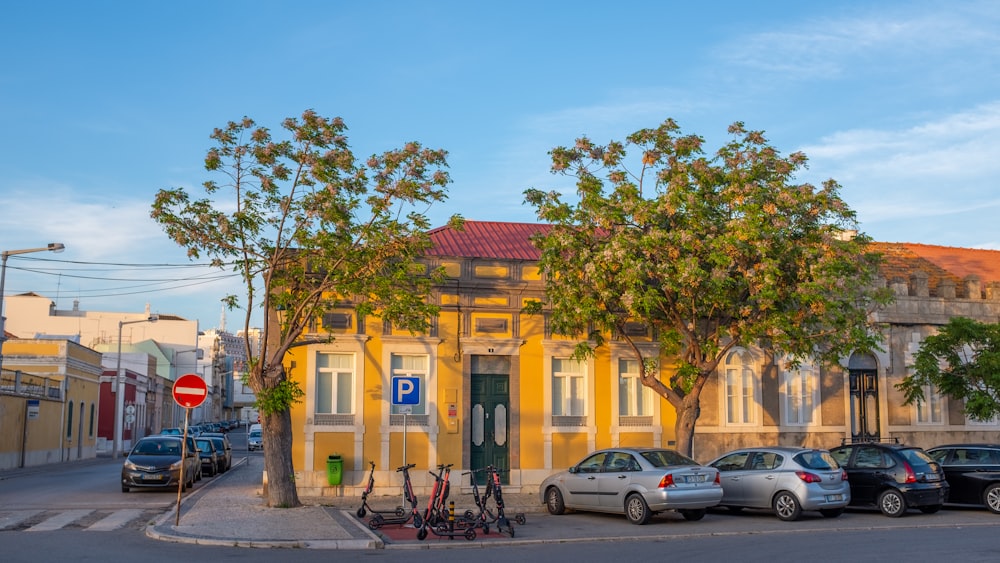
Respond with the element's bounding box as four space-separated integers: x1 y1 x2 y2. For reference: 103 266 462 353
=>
394 506 405 517
464 510 475 520
483 524 490 535
465 528 477 541
417 527 428 541
412 513 423 529
356 507 366 518
368 514 383 530
516 513 526 525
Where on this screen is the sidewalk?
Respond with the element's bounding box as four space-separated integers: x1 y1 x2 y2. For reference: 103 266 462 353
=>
147 454 543 549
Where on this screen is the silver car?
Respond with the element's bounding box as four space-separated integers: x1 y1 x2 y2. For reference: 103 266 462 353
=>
539 447 723 524
708 446 850 521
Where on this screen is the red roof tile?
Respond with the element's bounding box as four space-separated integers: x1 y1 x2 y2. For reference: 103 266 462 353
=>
427 221 550 260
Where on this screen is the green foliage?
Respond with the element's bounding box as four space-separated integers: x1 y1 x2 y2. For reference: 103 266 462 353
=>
151 110 461 384
256 379 305 416
897 317 1000 422
525 119 892 414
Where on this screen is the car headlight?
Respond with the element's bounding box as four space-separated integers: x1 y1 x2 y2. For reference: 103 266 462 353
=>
123 460 138 471
170 459 183 470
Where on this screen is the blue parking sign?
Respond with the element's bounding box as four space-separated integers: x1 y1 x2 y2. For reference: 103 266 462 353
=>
392 377 420 405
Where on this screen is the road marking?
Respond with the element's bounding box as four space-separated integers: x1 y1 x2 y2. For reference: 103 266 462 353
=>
0 510 42 530
26 509 93 531
86 509 145 531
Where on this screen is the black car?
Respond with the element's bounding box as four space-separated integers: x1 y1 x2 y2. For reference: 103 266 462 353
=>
927 444 1000 514
200 432 233 472
828 443 948 517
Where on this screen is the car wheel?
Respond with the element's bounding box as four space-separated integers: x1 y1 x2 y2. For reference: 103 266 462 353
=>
878 489 907 517
680 508 706 521
984 483 1000 514
820 508 844 518
625 493 652 525
545 487 566 515
919 504 941 514
773 491 802 521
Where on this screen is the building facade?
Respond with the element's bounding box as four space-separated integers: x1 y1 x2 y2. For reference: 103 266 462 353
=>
0 339 103 468
283 222 1000 499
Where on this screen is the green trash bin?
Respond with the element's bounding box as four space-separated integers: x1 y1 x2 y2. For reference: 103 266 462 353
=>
326 455 343 486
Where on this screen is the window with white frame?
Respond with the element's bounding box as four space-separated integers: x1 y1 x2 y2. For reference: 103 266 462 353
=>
315 352 354 415
782 361 818 425
914 381 944 424
619 358 653 417
724 349 757 426
552 357 586 416
390 354 427 415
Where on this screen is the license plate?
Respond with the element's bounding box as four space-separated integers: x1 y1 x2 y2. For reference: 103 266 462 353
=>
145 474 166 480
826 494 843 502
684 475 707 483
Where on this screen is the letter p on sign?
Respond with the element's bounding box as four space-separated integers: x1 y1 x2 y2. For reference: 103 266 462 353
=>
392 376 420 405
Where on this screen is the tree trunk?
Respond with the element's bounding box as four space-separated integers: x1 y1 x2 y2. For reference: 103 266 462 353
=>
261 408 301 508
673 391 702 459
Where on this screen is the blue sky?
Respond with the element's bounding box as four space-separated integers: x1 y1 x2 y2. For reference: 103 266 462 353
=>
2 1 999 331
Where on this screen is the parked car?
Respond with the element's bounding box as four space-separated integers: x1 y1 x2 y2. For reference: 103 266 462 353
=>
159 427 182 435
828 442 948 517
195 437 223 476
927 444 1000 514
707 446 850 521
121 435 200 492
200 432 233 472
248 427 263 451
539 447 723 524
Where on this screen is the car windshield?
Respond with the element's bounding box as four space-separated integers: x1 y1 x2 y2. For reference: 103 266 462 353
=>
134 440 180 455
794 450 839 470
196 440 213 451
641 450 698 467
899 448 936 469
250 431 262 438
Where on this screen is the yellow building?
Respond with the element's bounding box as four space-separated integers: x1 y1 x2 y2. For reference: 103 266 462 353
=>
0 339 103 468
288 221 674 497
287 223 1000 499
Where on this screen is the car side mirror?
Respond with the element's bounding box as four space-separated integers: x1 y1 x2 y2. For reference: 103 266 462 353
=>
568 466 578 474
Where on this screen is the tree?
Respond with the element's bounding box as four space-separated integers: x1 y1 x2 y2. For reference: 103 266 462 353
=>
524 119 892 456
897 316 1000 422
152 110 462 507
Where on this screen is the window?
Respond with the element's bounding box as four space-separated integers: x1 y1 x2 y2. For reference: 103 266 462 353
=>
618 359 654 417
782 361 817 425
315 353 354 415
66 401 74 439
915 382 944 424
724 349 757 425
390 354 427 415
89 403 95 437
552 357 586 416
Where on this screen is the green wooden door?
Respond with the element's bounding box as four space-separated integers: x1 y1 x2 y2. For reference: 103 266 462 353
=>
470 373 510 485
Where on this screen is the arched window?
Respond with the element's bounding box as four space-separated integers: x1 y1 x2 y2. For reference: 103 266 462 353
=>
724 348 758 426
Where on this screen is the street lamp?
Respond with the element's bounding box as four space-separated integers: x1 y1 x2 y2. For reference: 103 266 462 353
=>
113 314 159 458
0 243 65 375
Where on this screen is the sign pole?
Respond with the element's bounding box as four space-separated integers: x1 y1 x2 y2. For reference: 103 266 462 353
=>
175 407 189 525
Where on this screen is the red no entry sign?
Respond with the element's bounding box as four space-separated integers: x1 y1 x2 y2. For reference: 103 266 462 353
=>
173 373 208 408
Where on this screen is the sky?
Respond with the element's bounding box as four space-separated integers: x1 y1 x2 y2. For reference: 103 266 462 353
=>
2 1 999 332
